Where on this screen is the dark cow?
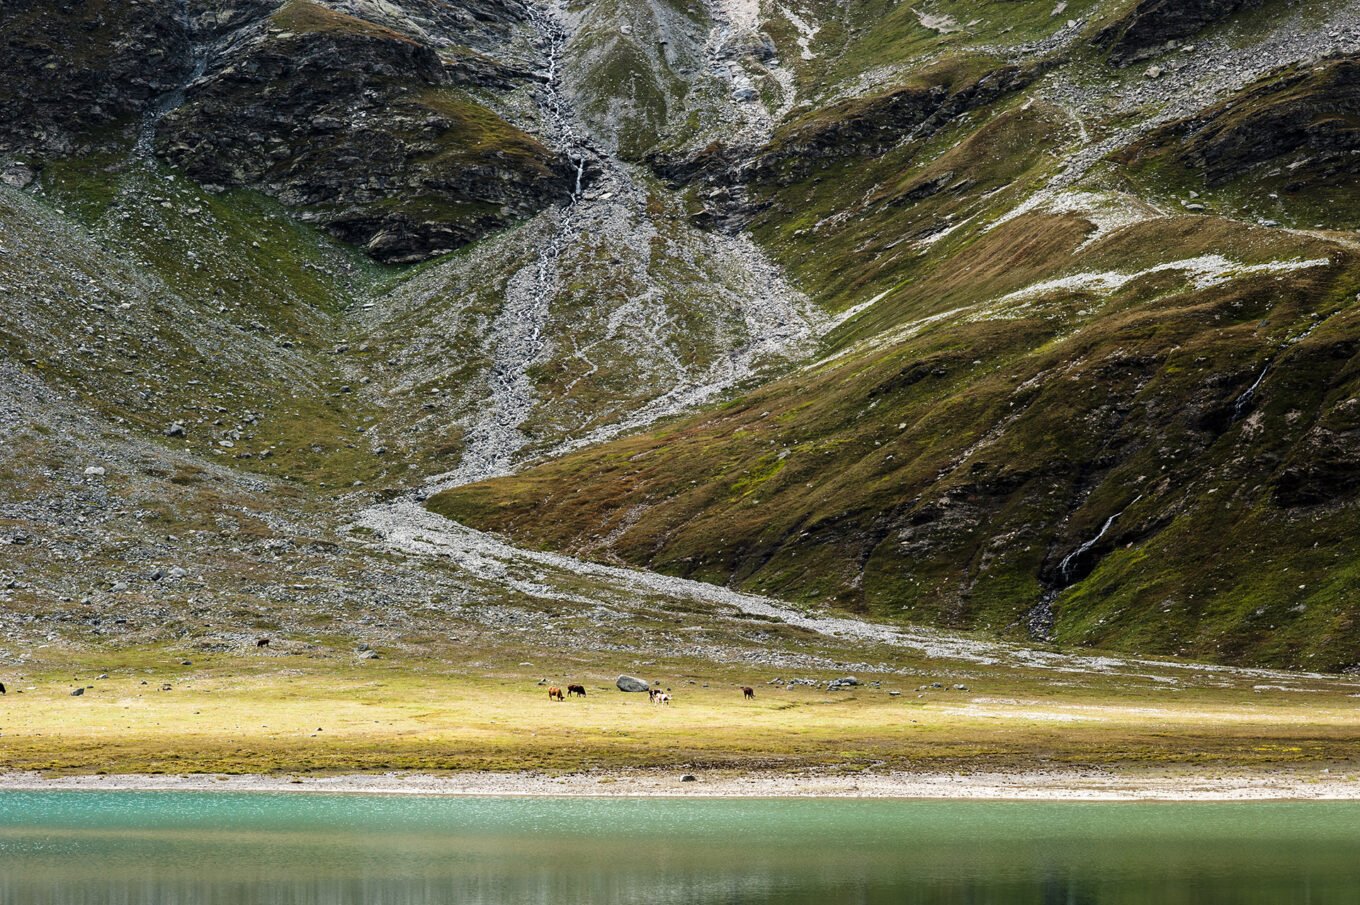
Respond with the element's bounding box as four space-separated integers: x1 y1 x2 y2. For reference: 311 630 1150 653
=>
548 686 564 701
567 684 586 697
742 686 754 700
256 637 270 648
0 681 6 694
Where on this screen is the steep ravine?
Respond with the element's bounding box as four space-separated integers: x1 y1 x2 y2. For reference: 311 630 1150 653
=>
443 1 588 487
410 0 825 492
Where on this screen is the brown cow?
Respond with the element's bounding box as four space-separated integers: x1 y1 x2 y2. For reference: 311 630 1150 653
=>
256 637 270 648
548 687 564 701
567 684 586 697
742 686 754 700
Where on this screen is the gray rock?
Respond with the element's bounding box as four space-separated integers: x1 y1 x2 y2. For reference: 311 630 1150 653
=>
165 422 186 437
70 687 84 696
616 674 650 692
680 774 697 782
1 162 35 189
83 465 106 477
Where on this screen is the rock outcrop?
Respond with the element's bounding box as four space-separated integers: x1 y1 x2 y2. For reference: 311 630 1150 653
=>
157 2 571 263
0 0 194 156
1126 55 1360 188
753 62 1040 184
651 58 1043 227
0 0 572 264
1094 0 1261 66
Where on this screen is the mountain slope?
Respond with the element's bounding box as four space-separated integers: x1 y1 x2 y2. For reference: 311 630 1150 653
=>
3 0 1360 674
430 0 1360 669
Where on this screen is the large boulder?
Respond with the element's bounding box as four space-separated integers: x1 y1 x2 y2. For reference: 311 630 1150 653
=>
616 674 649 692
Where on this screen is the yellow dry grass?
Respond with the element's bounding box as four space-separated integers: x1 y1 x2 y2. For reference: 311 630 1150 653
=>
5 649 1360 777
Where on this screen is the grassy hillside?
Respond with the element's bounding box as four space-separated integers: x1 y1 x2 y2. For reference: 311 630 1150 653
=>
431 0 1360 670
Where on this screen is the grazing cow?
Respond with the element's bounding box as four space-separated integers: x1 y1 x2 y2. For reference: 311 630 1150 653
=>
0 681 5 694
548 686 564 701
256 637 270 648
742 686 754 700
567 684 586 697
656 693 671 705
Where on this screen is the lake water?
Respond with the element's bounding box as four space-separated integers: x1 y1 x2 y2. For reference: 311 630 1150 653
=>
1 791 1358 903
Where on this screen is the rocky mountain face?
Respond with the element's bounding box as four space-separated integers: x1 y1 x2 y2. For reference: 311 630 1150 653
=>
4 0 1360 670
158 2 573 262
1 0 571 262
0 0 196 159
1128 54 1360 193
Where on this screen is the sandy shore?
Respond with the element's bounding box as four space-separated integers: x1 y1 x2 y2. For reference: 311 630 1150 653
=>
2 768 1358 801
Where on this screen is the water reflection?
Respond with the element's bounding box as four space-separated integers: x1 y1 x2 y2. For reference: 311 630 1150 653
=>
1 793 1357 903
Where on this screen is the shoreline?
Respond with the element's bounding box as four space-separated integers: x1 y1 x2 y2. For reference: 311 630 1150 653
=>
3 768 1358 801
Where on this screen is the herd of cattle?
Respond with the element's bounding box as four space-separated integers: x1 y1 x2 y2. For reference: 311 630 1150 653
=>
546 684 755 704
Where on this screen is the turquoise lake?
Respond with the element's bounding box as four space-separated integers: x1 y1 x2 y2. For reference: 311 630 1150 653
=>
1 792 1358 903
